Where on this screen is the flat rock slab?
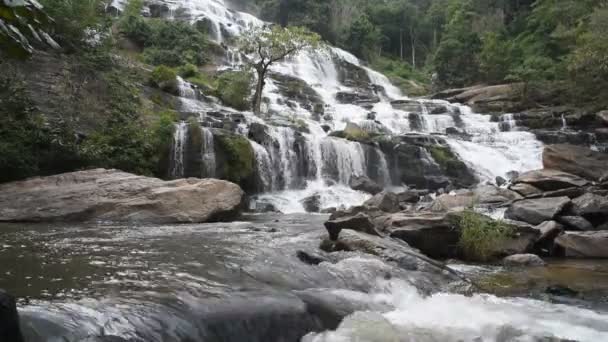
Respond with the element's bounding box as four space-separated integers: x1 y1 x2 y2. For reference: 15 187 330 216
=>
555 231 608 258
513 169 589 191
0 169 244 223
543 144 608 182
505 197 571 225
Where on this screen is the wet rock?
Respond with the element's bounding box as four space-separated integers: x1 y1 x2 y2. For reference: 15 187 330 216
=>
596 110 608 127
496 176 507 187
509 183 543 197
534 221 564 244
0 290 23 342
349 176 383 195
556 216 595 231
0 169 245 223
571 193 608 223
543 144 608 182
301 194 322 213
546 285 579 297
503 254 546 267
513 169 589 191
320 207 337 214
505 197 571 225
296 251 328 266
335 91 379 104
363 192 400 213
324 213 378 240
473 185 522 204
396 190 422 204
555 231 608 258
506 171 520 181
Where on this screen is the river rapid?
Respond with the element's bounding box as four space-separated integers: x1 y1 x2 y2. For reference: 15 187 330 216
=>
2 215 608 341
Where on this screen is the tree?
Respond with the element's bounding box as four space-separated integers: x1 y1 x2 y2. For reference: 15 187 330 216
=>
240 25 321 115
0 0 58 58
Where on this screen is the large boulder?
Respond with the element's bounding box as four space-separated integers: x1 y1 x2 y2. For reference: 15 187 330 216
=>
0 169 245 223
543 144 608 182
349 176 383 195
513 169 589 191
430 192 475 212
556 216 595 231
571 193 608 225
385 211 538 260
0 290 23 342
363 192 400 213
509 183 543 197
324 213 378 240
504 197 571 225
555 231 608 258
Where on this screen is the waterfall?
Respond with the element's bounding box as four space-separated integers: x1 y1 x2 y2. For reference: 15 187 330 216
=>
250 139 273 191
177 76 196 99
201 127 216 178
170 121 188 179
499 114 517 132
321 138 366 185
561 114 568 130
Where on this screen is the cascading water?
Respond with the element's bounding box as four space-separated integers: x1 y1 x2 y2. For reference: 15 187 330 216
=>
163 0 544 202
169 121 188 179
200 127 216 178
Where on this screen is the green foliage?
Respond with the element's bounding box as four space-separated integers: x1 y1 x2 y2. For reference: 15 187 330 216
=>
342 14 382 61
429 145 475 186
178 63 199 78
371 56 430 95
216 134 255 184
0 75 81 182
39 0 105 51
0 0 56 58
119 15 209 66
150 65 178 94
216 70 253 111
479 32 514 84
458 210 513 262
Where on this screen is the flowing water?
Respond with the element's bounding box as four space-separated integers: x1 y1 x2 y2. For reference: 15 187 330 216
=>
9 1 604 341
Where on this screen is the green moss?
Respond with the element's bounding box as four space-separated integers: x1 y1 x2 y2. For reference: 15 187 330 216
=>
216 134 254 184
187 72 218 95
187 117 202 148
458 210 513 262
429 145 474 183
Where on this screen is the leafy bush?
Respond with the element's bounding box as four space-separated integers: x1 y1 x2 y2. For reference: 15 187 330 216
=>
150 65 178 94
40 0 105 51
216 70 253 110
178 63 199 78
216 134 254 184
458 210 513 262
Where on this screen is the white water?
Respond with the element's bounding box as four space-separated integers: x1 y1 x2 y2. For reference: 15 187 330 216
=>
170 121 188 178
200 127 216 177
304 279 608 342
159 0 544 207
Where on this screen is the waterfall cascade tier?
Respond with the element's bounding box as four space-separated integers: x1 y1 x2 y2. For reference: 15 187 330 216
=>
153 0 544 213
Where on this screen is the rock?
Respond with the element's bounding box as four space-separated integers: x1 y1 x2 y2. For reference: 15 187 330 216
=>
397 191 422 204
597 110 608 127
364 192 400 213
546 285 579 297
571 193 608 221
509 183 543 197
0 290 23 342
301 194 322 213
496 176 507 187
296 251 328 266
503 254 546 267
543 144 608 182
0 169 245 223
429 192 475 212
513 169 589 191
534 221 564 244
504 197 571 225
556 216 595 231
386 211 538 260
349 176 383 195
321 207 337 214
506 171 520 181
324 213 378 240
473 185 522 204
555 231 608 258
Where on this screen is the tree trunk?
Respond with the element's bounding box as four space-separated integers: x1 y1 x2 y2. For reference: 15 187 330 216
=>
253 66 266 115
410 27 416 69
278 0 290 27
400 29 404 60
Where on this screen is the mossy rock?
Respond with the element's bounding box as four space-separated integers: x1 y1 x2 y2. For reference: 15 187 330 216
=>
428 145 476 187
215 133 255 187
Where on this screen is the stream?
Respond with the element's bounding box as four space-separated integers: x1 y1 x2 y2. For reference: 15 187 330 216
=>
2 215 608 341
